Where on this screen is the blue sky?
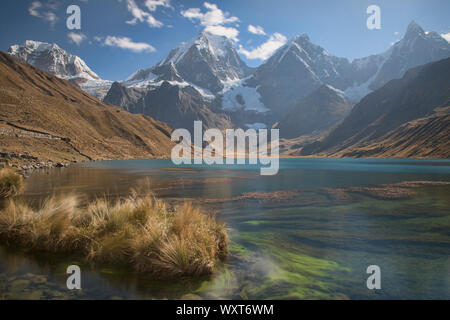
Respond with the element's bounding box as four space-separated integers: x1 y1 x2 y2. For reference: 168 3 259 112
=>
1 0 449 80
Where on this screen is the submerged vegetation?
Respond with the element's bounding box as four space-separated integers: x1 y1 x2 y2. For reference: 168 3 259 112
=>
0 190 228 278
0 168 24 198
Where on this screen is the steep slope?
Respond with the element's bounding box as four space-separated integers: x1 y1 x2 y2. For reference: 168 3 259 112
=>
276 85 352 139
8 40 112 99
0 51 174 164
245 34 353 115
337 113 450 158
300 58 450 158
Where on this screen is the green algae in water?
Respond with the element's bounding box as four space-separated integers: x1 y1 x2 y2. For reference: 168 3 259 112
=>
232 233 351 300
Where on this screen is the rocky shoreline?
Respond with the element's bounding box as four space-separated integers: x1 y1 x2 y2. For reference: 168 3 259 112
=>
0 151 72 174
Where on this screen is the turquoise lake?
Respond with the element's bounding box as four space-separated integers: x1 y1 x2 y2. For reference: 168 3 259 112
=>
0 158 449 300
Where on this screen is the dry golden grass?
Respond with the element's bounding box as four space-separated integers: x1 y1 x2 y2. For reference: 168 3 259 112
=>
0 168 24 198
0 52 174 163
0 190 228 278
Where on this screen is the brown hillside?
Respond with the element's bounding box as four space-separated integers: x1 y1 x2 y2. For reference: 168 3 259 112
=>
332 113 450 158
0 51 174 164
300 58 450 158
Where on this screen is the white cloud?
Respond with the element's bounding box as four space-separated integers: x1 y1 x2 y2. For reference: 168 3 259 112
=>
181 2 239 41
103 36 156 53
29 1 42 16
204 26 239 42
441 32 450 42
124 0 163 28
181 8 203 20
67 32 87 46
238 33 287 60
181 2 239 26
248 25 266 35
28 1 58 27
144 0 171 11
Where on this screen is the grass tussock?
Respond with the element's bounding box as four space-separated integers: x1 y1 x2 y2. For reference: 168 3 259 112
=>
0 191 228 278
0 168 24 198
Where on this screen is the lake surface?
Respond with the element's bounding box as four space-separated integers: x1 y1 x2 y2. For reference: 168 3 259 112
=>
1 158 449 300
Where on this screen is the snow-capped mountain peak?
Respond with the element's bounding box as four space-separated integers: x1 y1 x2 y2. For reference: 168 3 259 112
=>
129 30 252 94
199 31 233 58
159 31 233 67
345 21 450 101
405 20 425 38
368 20 450 90
9 40 58 54
243 32 355 115
8 40 100 81
8 40 113 99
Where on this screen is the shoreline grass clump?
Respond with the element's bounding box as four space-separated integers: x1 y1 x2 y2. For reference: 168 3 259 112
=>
0 168 24 198
0 191 228 278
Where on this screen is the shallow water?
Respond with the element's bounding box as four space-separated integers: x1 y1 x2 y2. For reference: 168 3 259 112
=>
1 158 449 300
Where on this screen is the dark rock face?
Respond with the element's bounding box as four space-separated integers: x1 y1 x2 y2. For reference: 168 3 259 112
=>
246 34 353 115
104 81 231 132
103 82 146 113
152 63 184 82
301 57 450 156
276 85 353 139
349 54 386 88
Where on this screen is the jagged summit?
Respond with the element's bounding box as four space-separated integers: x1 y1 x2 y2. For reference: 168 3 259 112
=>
127 29 252 93
367 20 450 91
159 31 233 66
245 32 353 114
8 40 100 81
275 33 333 65
291 33 311 43
9 40 60 54
344 20 450 101
405 20 425 37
